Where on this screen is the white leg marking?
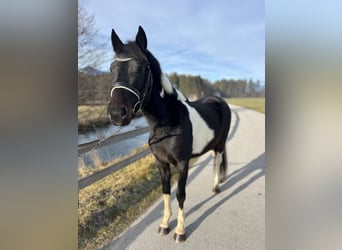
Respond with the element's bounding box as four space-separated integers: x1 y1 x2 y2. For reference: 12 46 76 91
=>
175 208 185 235
182 102 215 154
214 152 223 189
160 194 172 228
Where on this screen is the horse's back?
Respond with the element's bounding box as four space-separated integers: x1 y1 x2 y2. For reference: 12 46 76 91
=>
189 96 231 128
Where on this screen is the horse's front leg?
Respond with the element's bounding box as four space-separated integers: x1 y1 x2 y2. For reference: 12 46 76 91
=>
174 160 189 242
156 161 172 235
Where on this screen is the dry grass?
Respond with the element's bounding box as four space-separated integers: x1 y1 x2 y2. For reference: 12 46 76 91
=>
78 105 109 131
227 97 265 113
78 105 107 122
78 145 179 249
78 146 148 180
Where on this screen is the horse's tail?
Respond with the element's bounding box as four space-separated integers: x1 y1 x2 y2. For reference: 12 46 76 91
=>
219 146 228 182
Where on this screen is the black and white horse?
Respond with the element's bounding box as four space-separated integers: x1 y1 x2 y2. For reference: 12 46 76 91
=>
108 26 231 242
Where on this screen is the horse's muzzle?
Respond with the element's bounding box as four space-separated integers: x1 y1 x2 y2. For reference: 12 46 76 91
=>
108 105 132 126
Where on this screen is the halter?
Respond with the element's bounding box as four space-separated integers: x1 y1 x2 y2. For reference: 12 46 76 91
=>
110 58 153 115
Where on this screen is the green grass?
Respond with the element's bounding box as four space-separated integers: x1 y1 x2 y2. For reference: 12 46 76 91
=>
226 97 265 113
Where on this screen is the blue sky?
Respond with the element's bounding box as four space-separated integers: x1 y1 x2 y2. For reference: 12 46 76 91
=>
81 0 265 83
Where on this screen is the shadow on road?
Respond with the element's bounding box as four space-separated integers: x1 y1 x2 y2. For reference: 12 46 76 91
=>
185 152 265 239
228 109 240 141
105 154 212 249
105 153 264 248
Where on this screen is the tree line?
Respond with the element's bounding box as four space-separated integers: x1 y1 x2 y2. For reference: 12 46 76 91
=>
78 69 265 105
78 6 264 105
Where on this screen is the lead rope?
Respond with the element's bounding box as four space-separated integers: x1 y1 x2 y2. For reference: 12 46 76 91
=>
78 125 122 157
97 125 121 148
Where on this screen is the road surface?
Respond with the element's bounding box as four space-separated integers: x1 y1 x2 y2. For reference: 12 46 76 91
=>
104 105 265 250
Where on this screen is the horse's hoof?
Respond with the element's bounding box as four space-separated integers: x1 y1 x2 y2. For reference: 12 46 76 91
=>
212 187 220 194
220 176 227 183
173 233 186 242
158 226 170 235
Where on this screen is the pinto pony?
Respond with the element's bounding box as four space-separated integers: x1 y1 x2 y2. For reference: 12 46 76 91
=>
107 26 231 242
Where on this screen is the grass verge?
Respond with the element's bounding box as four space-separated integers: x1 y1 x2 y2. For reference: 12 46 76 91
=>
227 97 265 113
78 146 178 249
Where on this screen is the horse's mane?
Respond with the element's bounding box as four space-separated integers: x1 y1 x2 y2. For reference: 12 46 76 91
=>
123 41 187 102
145 50 162 91
146 49 187 102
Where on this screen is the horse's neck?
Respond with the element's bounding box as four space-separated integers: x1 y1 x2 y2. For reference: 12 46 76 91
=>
143 81 172 129
143 55 187 129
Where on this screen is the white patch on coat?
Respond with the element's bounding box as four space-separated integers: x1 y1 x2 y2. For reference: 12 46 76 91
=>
161 73 173 94
175 89 187 102
161 73 187 101
182 102 214 154
161 73 211 153
160 88 165 98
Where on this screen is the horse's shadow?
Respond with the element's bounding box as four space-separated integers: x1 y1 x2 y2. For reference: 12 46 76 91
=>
184 153 265 239
104 154 212 249
106 152 264 248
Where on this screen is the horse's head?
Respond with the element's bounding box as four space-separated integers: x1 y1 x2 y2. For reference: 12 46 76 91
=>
107 26 152 126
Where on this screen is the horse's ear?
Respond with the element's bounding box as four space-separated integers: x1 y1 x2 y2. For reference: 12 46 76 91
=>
111 28 124 52
135 26 147 52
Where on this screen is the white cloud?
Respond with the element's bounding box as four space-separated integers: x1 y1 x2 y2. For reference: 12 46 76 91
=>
83 0 264 82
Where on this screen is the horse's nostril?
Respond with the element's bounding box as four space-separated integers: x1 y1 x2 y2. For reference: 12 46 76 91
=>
121 106 127 117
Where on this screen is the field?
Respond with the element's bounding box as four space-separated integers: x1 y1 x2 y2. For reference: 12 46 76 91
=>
227 97 265 113
78 98 265 131
78 105 108 122
78 105 109 132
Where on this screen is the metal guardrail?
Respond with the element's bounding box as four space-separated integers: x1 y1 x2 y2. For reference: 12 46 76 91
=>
78 126 149 155
78 148 151 189
78 126 151 189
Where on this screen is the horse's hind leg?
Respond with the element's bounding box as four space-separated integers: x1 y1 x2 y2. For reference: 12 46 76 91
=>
213 151 223 193
212 147 227 193
156 161 172 235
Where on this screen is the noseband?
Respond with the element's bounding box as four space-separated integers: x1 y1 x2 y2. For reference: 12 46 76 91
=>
110 59 153 115
110 83 142 114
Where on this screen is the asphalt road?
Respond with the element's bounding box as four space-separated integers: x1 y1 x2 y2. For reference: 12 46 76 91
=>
104 105 265 250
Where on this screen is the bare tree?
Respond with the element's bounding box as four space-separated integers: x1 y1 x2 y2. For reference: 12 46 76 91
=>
78 2 107 69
